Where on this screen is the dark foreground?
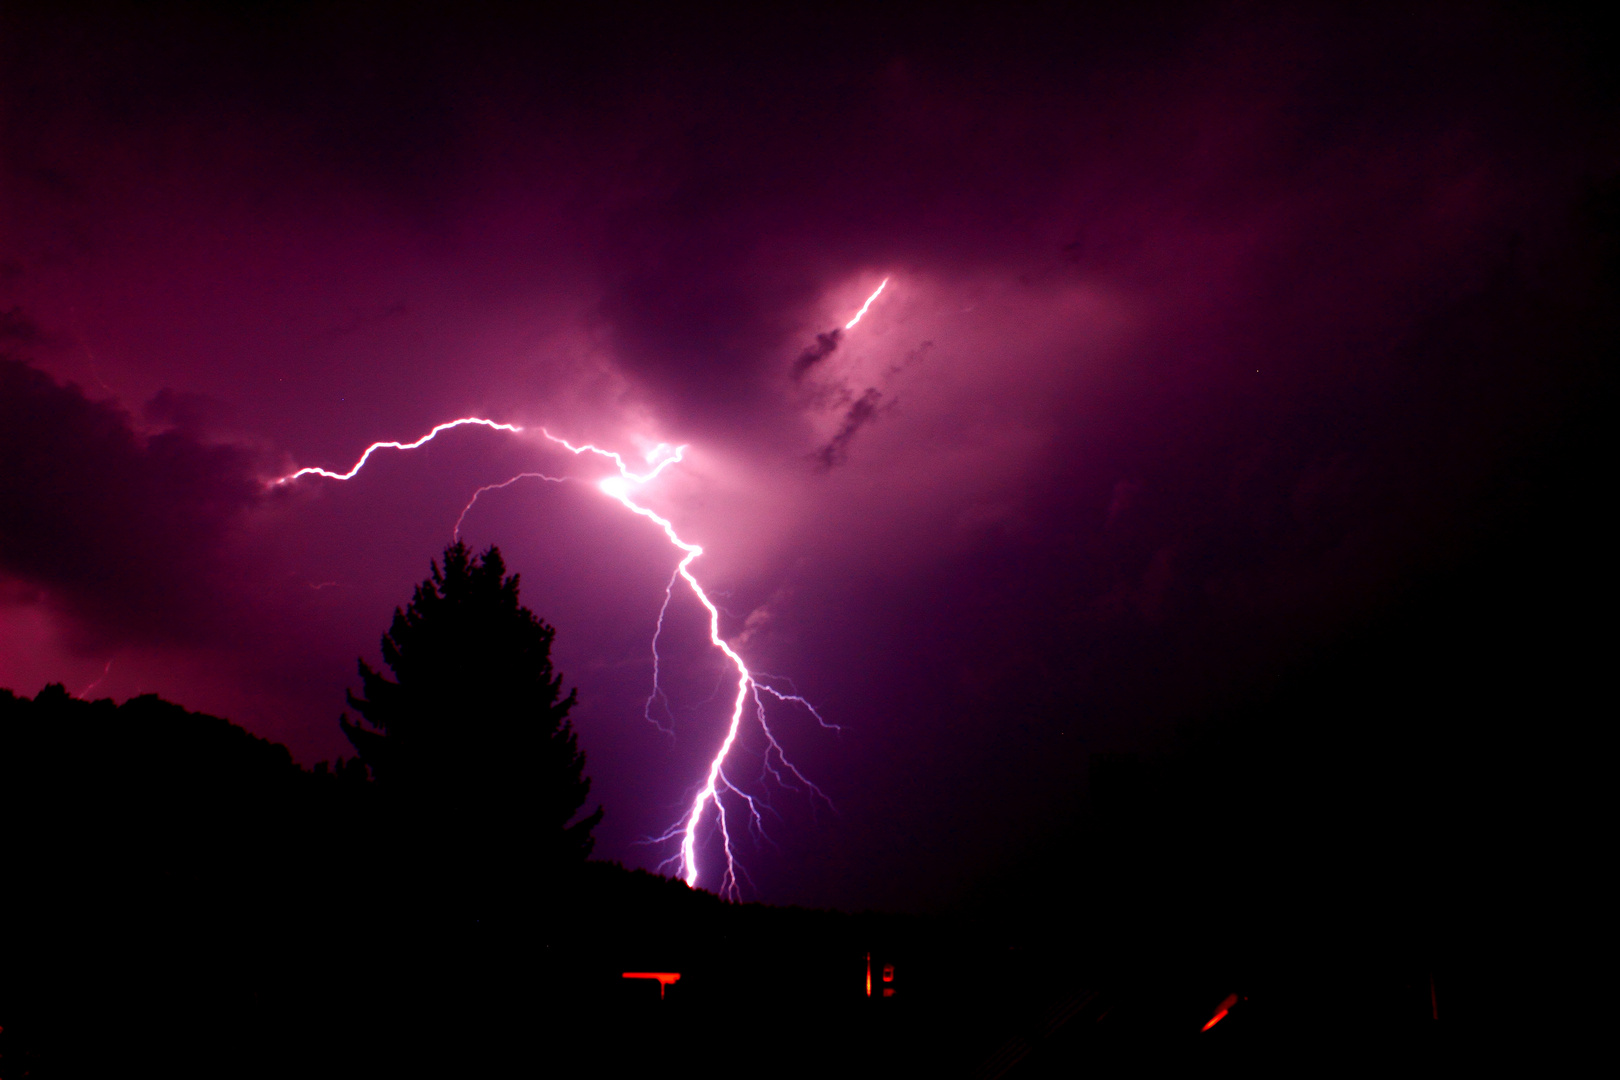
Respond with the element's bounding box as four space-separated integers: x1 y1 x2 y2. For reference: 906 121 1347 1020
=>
4 847 1453 1077
0 611 1544 1078
547 862 1454 1077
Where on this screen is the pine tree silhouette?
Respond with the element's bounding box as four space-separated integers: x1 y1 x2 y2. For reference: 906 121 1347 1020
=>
342 541 602 888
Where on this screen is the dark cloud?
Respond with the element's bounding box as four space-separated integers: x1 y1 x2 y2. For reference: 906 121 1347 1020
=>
812 387 887 470
0 306 38 343
0 355 261 648
142 387 231 437
805 335 930 468
791 329 843 380
0 2 1612 912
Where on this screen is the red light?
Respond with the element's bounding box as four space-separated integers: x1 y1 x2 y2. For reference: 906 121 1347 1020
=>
622 972 682 1000
1201 993 1239 1032
882 963 894 983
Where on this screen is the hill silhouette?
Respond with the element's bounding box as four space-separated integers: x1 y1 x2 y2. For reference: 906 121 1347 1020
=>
0 687 946 1076
1 687 374 1076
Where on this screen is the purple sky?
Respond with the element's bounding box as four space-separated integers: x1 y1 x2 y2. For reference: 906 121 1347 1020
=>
2 4 1612 910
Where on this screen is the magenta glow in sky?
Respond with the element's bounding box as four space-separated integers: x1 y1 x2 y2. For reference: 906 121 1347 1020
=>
264 279 887 893
2 4 1613 909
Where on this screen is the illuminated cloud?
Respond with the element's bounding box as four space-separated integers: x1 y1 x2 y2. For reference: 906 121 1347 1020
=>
0 3 1607 907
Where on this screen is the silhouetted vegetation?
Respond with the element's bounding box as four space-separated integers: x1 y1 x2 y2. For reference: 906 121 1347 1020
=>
0 680 930 1077
341 541 601 916
0 544 613 1077
0 686 374 1077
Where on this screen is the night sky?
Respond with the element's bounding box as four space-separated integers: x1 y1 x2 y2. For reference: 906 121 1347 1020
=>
2 4 1612 912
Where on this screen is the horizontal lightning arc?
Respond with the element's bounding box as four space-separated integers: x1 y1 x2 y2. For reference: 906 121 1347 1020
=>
271 417 524 484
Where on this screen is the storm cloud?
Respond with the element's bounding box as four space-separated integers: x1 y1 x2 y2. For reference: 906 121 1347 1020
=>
792 329 844 380
0 2 1611 910
0 356 262 648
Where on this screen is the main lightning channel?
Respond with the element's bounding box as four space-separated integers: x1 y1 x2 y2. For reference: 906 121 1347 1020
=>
273 418 523 483
536 432 830 893
271 420 827 894
270 278 888 893
844 278 889 330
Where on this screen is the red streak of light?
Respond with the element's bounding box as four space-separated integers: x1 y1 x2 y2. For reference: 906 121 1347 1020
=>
622 972 681 999
865 952 871 998
1201 993 1239 1032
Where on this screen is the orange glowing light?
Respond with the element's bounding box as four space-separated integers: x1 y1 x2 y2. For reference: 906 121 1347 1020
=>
865 953 872 997
1201 993 1239 1032
622 972 682 999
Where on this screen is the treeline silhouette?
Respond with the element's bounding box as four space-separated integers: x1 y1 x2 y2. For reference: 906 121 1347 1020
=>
0 544 622 1077
0 673 1462 1079
0 687 662 1076
0 687 381 1077
0 685 939 1078
0 543 950 1077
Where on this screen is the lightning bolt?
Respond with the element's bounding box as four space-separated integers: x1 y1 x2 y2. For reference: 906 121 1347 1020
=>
529 432 834 895
272 418 523 483
270 278 888 895
452 472 569 539
844 277 888 330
